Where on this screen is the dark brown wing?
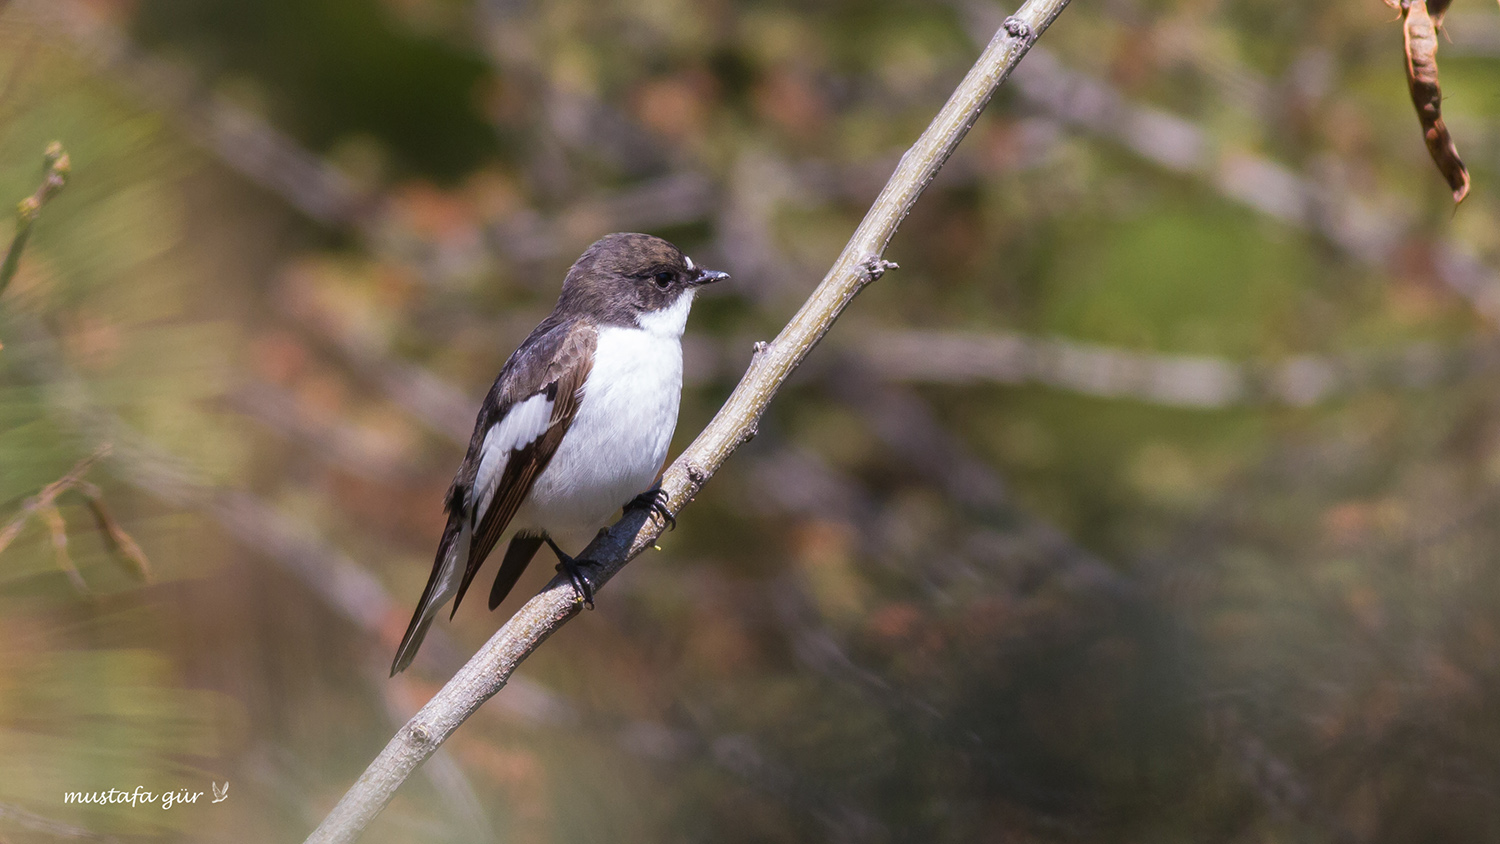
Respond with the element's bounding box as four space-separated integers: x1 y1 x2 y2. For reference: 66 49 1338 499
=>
449 322 596 615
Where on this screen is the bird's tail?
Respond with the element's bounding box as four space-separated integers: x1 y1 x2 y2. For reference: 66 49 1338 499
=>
391 520 471 675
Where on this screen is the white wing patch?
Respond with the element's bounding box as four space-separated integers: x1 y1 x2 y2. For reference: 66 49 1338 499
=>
470 390 556 523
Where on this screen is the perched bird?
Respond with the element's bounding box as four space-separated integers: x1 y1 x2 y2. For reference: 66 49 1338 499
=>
391 233 729 675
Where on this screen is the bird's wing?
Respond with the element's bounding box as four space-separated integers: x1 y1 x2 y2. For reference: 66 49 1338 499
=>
457 322 595 612
390 318 596 675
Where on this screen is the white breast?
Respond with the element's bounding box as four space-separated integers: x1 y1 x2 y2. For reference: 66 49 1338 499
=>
517 292 693 541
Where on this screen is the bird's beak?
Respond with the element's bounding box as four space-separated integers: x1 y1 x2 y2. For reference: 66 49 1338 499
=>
691 268 731 286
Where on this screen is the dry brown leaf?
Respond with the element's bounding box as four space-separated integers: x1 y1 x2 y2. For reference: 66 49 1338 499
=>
1404 0 1469 203
1427 0 1453 25
38 505 88 596
0 447 141 593
81 488 152 582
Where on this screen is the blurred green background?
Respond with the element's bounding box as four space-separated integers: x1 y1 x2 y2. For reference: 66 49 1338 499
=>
5 0 1500 841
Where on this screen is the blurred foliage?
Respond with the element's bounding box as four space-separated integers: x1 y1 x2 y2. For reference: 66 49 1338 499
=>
4 0 1500 842
132 0 496 182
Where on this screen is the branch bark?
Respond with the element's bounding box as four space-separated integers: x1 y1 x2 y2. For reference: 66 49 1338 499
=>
303 2 1072 840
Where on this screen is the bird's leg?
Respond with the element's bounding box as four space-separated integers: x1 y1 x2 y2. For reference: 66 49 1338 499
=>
542 534 595 609
625 485 675 531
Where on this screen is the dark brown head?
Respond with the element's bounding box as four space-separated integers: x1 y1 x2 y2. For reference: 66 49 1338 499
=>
555 233 729 332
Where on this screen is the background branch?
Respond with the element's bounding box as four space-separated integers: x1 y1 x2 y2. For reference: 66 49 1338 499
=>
302 1 1071 840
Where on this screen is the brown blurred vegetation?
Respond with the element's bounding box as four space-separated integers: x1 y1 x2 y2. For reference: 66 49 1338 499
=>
5 0 1500 842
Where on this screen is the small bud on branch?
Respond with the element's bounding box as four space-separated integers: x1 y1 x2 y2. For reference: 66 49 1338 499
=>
0 142 72 298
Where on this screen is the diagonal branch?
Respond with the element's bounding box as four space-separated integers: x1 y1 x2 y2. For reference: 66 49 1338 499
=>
302 1 1072 841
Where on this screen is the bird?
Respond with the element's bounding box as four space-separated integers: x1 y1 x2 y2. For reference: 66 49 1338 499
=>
391 232 729 675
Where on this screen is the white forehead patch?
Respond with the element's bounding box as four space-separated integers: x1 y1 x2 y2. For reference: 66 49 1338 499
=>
684 255 695 270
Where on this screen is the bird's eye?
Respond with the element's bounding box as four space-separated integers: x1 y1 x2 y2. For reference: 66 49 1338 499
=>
653 271 674 288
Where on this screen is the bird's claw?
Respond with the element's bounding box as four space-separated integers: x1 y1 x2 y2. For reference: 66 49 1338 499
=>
542 535 595 609
555 557 595 609
627 486 676 531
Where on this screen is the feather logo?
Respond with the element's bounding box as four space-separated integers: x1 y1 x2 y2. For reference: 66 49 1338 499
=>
211 781 229 803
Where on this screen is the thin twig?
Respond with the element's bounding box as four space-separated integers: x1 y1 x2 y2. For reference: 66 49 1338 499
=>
302 2 1071 840
0 141 69 299
0 443 154 588
0 445 108 558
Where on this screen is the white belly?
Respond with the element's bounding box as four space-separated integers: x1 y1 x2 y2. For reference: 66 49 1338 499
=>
518 323 683 541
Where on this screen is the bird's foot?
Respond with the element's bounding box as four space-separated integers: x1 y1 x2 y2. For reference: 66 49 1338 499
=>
626 485 675 531
558 558 595 610
543 535 595 609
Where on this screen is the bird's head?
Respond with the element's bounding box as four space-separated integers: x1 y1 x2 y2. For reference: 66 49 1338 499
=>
558 233 729 334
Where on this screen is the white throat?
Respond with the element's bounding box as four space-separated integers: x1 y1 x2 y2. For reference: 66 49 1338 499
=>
635 289 697 338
